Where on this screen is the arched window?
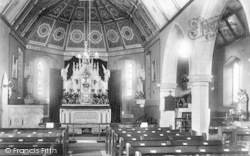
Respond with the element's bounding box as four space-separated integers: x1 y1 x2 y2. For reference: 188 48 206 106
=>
223 56 240 106
124 61 134 97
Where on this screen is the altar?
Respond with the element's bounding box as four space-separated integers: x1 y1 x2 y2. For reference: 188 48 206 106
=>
59 56 111 132
60 104 111 124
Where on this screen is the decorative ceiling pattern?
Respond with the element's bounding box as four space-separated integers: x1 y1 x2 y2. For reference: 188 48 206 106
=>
1 0 192 53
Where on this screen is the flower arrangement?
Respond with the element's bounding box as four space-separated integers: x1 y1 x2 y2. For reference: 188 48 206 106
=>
62 89 80 104
92 90 109 104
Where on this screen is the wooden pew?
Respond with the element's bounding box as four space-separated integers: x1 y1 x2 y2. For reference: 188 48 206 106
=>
106 126 174 154
0 128 68 156
114 133 203 156
130 146 248 156
125 140 223 156
109 129 180 155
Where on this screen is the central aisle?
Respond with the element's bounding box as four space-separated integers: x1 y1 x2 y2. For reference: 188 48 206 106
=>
68 136 108 156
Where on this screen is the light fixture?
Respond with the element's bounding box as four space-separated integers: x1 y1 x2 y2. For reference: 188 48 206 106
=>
77 0 99 63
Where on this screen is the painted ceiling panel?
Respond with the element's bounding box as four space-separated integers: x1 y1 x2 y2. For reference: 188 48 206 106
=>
156 0 179 19
48 2 68 18
23 18 40 40
101 0 112 5
105 4 126 20
104 22 124 51
29 17 55 46
48 21 68 49
98 7 113 23
66 22 86 50
17 7 38 34
130 18 146 43
72 7 85 22
117 19 141 48
2 0 30 24
110 0 134 13
132 9 153 39
1 0 193 53
89 23 106 51
88 7 101 23
59 5 75 21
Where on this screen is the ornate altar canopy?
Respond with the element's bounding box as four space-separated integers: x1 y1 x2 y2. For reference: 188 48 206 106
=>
61 57 110 105
60 57 111 126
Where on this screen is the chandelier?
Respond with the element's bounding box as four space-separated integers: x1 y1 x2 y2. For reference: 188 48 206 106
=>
77 0 99 63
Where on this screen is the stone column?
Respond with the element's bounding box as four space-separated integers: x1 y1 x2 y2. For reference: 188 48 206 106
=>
189 75 212 136
159 83 176 128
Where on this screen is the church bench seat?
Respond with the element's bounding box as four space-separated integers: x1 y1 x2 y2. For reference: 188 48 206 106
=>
0 128 68 156
0 142 56 148
0 137 60 143
112 132 203 156
106 126 174 155
115 135 206 156
121 140 222 156
128 145 248 156
125 139 222 147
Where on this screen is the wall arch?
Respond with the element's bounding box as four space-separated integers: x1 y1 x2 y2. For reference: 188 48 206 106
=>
161 23 186 86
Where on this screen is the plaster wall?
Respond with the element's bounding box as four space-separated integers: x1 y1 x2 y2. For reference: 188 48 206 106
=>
0 20 10 100
211 37 250 114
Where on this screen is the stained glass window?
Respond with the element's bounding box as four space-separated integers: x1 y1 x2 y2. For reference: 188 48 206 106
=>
223 57 240 106
125 62 133 97
37 61 44 97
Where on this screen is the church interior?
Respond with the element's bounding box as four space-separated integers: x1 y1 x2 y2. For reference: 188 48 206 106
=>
0 0 250 155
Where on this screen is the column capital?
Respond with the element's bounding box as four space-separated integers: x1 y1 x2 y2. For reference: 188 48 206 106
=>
188 74 213 83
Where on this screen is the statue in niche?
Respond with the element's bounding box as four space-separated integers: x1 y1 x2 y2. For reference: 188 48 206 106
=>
101 65 110 94
61 64 69 81
136 64 145 99
236 89 248 120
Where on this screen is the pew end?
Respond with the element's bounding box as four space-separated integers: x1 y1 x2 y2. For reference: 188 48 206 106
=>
126 142 131 156
190 129 197 136
202 132 207 140
135 151 142 156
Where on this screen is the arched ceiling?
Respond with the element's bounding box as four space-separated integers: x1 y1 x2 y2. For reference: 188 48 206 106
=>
1 0 192 54
215 0 249 47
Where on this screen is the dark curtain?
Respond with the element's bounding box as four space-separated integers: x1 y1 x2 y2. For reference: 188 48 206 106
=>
49 69 63 123
64 56 107 80
108 70 122 123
